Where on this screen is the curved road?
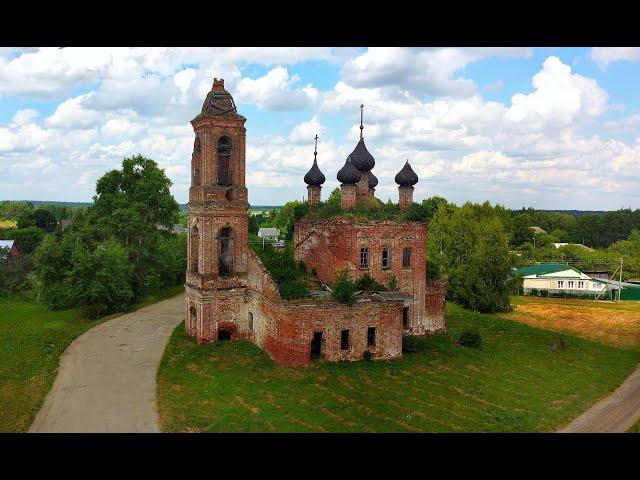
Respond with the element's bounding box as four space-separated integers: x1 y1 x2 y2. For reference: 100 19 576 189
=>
29 295 184 433
560 363 640 433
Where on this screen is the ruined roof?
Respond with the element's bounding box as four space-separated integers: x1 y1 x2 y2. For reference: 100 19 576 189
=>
197 78 244 119
348 138 375 172
371 291 414 302
337 156 362 185
395 160 419 186
304 158 326 186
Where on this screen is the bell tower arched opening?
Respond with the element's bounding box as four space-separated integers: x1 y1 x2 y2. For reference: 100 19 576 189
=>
217 136 232 185
218 227 234 276
190 225 199 272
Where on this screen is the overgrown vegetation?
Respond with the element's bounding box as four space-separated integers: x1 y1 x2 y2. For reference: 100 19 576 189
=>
354 272 387 292
250 243 309 300
331 266 358 305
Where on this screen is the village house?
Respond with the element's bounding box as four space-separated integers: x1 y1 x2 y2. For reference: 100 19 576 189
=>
513 263 607 296
0 240 21 260
257 227 281 247
184 78 445 367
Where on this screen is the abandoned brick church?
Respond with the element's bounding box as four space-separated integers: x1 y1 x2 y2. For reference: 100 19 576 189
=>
184 78 446 367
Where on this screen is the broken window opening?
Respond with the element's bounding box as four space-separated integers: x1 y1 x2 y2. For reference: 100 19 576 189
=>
367 326 376 347
340 329 350 350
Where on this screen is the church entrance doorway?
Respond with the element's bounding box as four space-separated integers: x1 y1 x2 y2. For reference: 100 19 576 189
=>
218 329 231 341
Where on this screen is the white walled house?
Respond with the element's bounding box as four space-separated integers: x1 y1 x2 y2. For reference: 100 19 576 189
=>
512 263 607 296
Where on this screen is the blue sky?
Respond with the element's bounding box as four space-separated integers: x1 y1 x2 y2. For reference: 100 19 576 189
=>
1 47 639 209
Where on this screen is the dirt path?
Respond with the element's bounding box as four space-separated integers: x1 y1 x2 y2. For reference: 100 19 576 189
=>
29 295 184 433
560 363 640 433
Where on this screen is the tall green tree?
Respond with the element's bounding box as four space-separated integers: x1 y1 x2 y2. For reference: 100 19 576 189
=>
89 155 180 296
68 239 134 318
510 213 534 248
428 203 513 313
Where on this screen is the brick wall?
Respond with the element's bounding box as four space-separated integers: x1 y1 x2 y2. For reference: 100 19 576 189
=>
307 185 321 206
340 184 357 210
398 185 414 211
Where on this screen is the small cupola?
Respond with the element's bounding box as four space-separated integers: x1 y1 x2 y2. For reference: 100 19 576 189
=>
396 160 418 211
337 156 362 185
348 104 375 172
395 160 419 186
304 135 326 186
305 135 325 206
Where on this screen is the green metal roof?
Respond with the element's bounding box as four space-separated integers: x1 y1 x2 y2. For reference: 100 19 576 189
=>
511 262 574 277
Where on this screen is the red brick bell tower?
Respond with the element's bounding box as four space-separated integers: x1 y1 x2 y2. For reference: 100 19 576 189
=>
185 78 250 343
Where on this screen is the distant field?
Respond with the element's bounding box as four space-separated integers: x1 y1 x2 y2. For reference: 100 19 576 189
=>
0 219 17 229
502 296 640 350
157 302 639 432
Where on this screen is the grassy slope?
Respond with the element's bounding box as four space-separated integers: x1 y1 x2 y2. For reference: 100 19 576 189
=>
0 285 184 432
157 302 640 432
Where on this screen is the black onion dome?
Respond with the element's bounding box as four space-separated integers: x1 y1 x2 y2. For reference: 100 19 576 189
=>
304 159 326 186
349 139 376 172
337 156 362 184
200 78 240 116
395 160 419 186
368 171 378 188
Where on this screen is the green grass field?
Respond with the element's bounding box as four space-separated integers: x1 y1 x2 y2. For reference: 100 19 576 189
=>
0 285 184 432
157 302 640 432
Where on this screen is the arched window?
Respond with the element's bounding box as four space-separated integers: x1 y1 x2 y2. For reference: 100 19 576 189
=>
217 136 232 185
190 225 199 272
218 227 234 276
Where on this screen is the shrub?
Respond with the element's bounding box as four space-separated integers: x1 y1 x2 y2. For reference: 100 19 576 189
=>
252 243 306 286
362 350 374 361
539 289 548 297
332 266 357 305
530 288 539 297
387 275 398 290
279 280 310 300
458 331 482 349
402 333 420 353
354 272 385 292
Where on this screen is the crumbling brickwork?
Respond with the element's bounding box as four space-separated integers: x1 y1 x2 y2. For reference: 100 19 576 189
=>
307 185 321 206
398 185 414 211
